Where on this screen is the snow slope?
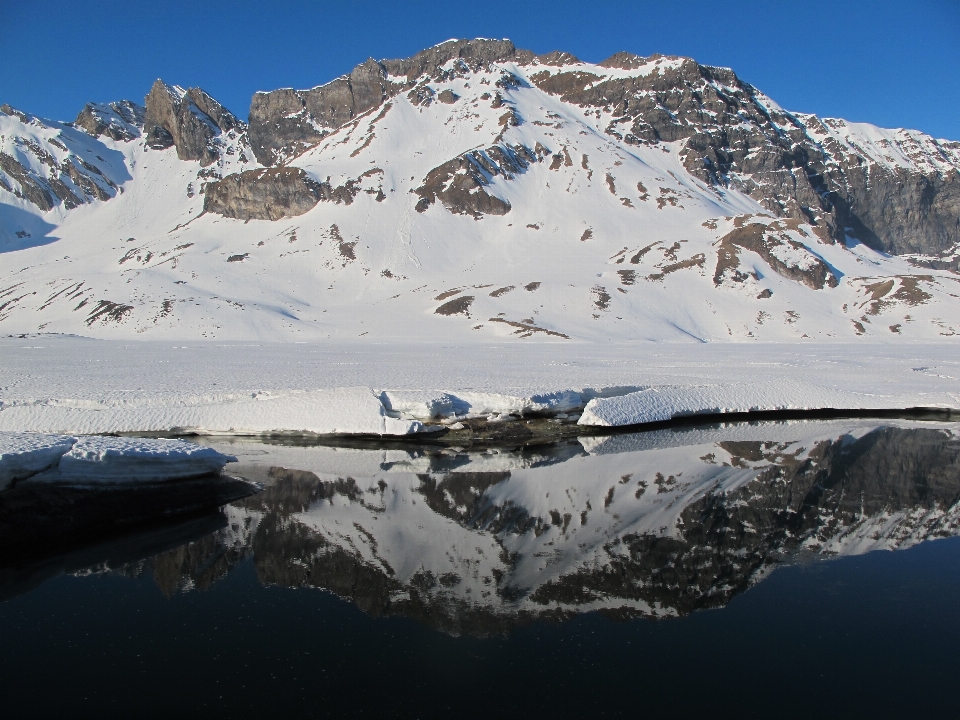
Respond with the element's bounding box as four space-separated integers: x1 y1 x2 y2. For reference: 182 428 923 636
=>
2 51 960 344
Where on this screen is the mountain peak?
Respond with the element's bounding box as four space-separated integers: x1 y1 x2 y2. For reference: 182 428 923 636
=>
74 100 144 142
143 80 242 165
1 39 959 342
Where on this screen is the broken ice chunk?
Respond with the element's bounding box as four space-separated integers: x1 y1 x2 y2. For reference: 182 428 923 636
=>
0 432 78 490
48 436 237 484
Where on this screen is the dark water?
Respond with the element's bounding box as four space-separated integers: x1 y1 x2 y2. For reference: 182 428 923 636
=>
2 418 960 719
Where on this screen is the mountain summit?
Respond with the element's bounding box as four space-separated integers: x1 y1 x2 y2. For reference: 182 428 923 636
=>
1 38 959 341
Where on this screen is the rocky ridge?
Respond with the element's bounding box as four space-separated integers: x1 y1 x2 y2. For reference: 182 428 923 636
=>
240 39 960 256
247 39 532 166
143 80 246 166
73 100 144 142
2 38 960 342
0 104 130 212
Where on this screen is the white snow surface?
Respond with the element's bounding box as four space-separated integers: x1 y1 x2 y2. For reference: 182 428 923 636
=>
578 379 937 426
0 337 957 435
0 431 77 489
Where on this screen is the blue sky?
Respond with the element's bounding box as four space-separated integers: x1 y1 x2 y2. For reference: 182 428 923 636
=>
3 0 959 139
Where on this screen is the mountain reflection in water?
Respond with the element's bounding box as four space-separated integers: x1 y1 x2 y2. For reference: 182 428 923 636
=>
9 420 960 637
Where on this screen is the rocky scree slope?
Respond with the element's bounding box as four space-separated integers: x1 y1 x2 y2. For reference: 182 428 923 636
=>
1 38 959 341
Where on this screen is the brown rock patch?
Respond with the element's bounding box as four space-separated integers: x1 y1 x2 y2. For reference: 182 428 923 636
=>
714 221 838 290
435 296 474 316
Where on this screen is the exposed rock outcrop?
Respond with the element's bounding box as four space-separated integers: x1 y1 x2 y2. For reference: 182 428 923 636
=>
0 151 58 210
143 80 241 165
248 39 532 165
796 115 960 256
74 100 144 141
415 143 542 217
530 54 960 255
714 219 838 290
203 167 358 220
0 106 120 211
248 59 399 166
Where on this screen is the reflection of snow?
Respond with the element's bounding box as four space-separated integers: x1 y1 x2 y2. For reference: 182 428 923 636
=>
201 420 960 628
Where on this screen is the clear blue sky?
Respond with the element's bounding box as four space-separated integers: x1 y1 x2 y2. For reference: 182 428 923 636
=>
3 0 959 139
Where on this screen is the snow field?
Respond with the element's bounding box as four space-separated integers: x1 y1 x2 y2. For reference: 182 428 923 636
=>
577 380 944 426
3 57 960 344
0 432 77 489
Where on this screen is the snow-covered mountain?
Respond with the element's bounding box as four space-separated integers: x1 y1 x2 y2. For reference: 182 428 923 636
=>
2 38 960 342
119 421 960 635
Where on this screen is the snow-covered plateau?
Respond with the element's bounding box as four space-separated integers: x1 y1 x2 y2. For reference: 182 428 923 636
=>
2 39 959 437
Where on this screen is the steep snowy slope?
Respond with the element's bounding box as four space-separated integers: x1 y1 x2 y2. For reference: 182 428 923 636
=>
2 39 959 342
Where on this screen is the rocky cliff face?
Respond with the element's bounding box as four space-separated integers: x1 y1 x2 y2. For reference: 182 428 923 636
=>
248 39 532 166
73 100 144 142
0 104 125 212
248 58 398 166
414 143 543 217
143 80 244 166
527 53 960 256
242 40 960 256
203 167 359 220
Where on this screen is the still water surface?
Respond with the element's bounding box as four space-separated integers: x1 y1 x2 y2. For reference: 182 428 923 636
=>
2 418 960 718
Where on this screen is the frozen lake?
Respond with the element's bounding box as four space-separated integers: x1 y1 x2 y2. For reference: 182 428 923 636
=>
1 417 960 716
2 336 959 435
